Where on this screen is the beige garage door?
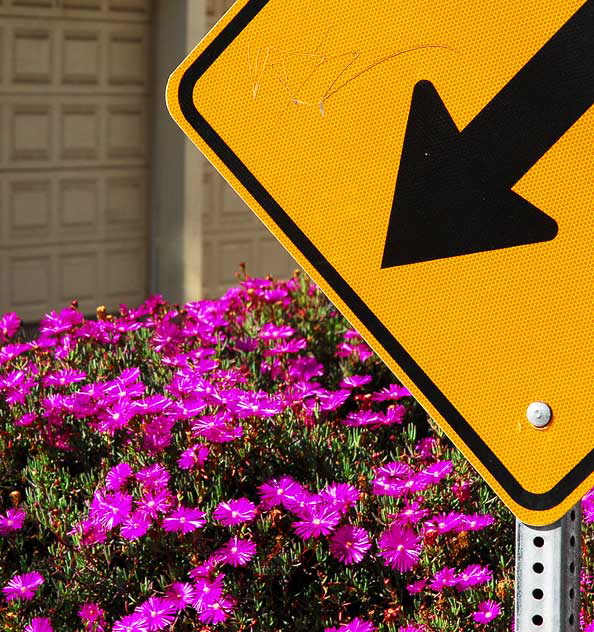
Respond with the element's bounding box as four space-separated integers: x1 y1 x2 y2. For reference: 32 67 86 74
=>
202 0 296 298
0 0 151 322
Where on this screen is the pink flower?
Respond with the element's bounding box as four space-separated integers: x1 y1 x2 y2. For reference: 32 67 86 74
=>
112 613 149 632
329 525 371 564
164 582 196 610
293 504 341 539
213 498 257 525
0 311 20 342
162 507 206 533
136 596 176 631
91 491 132 530
2 571 44 601
24 618 53 632
429 567 458 591
457 513 494 532
405 579 427 594
340 375 372 388
0 508 26 534
215 536 257 566
120 510 152 540
78 602 105 624
259 323 295 340
320 483 359 515
258 476 302 509
198 596 233 624
136 464 170 491
191 574 225 610
136 489 173 519
472 600 501 624
378 526 421 572
325 618 377 631
105 463 133 491
198 594 235 624
423 512 464 536
456 564 492 591
177 444 209 470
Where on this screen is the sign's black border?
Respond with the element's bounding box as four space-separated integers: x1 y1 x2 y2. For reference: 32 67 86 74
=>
176 0 592 512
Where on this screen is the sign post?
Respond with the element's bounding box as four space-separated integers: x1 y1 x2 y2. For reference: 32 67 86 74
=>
167 0 594 625
515 506 581 631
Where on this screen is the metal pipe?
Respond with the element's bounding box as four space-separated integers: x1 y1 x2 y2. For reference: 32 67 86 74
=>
515 504 581 631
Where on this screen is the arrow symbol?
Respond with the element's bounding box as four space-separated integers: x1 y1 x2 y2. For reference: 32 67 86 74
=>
382 0 594 268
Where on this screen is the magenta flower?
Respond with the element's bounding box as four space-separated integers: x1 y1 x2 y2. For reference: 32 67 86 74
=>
423 512 464 536
339 375 372 388
378 526 421 572
283 487 322 515
197 594 235 624
417 460 453 486
112 613 149 632
258 476 302 509
325 618 377 631
78 602 105 624
24 618 53 632
91 491 132 530
405 578 427 594
136 596 176 631
42 369 86 388
105 463 133 491
213 498 257 526
164 582 196 610
177 443 209 470
391 500 429 526
120 510 152 540
191 574 225 610
429 567 458 591
2 571 44 601
136 489 173 519
293 504 341 539
68 517 108 546
135 464 170 491
320 482 359 515
0 311 20 342
329 525 371 564
458 513 494 532
371 383 411 401
472 600 502 624
0 508 26 534
342 410 386 427
259 323 295 340
162 507 206 533
456 564 492 590
216 536 257 567
14 412 36 426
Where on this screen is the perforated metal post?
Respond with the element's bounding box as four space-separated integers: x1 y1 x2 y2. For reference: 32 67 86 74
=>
515 504 582 631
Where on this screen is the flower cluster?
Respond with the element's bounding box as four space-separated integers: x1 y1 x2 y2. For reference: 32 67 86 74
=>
0 271 538 630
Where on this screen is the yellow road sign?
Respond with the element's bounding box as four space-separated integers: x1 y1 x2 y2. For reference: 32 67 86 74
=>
168 0 594 525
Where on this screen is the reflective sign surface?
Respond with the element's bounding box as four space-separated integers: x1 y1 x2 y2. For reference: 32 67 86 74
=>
168 0 594 525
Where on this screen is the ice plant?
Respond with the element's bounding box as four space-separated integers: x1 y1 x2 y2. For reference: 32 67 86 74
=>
213 498 257 526
472 599 502 623
329 524 372 565
0 274 531 628
2 571 44 601
378 526 422 572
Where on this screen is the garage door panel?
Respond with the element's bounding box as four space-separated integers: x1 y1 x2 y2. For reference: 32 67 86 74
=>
0 2 151 320
1 17 150 94
3 0 151 21
2 95 148 169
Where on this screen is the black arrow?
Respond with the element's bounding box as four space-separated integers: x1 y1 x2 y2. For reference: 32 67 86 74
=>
382 0 594 268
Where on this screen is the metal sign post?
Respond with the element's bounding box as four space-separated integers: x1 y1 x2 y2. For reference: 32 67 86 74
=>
515 504 582 631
